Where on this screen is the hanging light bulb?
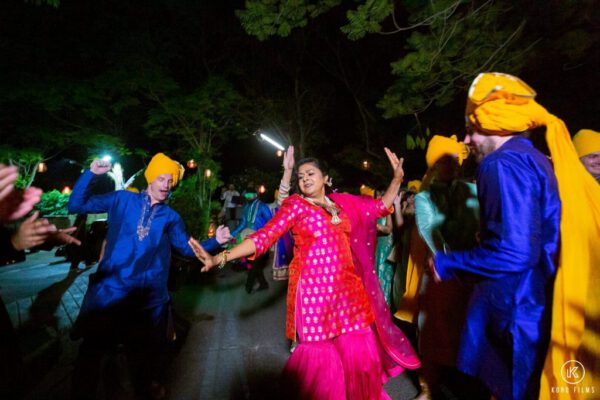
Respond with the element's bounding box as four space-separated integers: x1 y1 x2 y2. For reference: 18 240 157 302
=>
187 159 198 169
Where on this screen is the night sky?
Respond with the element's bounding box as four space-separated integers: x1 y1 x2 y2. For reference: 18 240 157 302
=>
1 0 599 193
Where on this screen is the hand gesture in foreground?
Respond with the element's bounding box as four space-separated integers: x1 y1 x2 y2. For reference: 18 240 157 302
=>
214 225 232 244
188 237 218 272
0 164 43 222
384 147 404 183
11 211 81 251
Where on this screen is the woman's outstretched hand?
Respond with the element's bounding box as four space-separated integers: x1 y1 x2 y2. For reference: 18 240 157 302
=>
384 147 404 183
188 237 217 272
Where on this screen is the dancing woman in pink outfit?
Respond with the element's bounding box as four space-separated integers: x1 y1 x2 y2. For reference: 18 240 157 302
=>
191 147 420 400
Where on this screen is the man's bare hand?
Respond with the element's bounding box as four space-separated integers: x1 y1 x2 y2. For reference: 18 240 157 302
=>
215 225 232 244
90 159 112 175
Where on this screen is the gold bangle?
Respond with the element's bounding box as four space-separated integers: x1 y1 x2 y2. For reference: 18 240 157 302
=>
218 250 229 269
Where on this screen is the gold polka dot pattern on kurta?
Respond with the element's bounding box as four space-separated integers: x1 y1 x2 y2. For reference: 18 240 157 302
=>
248 195 375 341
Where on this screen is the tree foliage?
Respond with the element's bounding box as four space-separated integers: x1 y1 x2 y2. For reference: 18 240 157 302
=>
170 159 223 238
0 72 144 184
35 190 70 216
144 75 246 157
236 0 342 41
380 1 529 117
237 0 530 120
143 74 248 232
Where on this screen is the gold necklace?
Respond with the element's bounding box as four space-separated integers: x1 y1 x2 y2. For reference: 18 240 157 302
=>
303 196 341 225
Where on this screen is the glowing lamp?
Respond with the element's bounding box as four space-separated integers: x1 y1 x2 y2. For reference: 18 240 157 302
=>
276 150 283 157
204 169 212 178
187 159 198 169
362 160 370 169
37 162 47 173
258 184 266 194
62 186 71 194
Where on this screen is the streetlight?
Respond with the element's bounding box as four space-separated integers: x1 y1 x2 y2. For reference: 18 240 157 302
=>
362 160 370 170
257 131 285 151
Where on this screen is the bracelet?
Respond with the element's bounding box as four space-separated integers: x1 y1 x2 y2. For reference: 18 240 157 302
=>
218 249 230 269
279 181 290 190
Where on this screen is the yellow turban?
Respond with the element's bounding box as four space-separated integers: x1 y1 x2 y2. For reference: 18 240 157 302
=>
407 180 422 192
360 185 375 197
573 129 600 158
144 153 185 187
425 135 469 168
466 72 600 398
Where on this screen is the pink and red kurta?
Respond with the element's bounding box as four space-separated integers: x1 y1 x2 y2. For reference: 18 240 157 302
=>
249 193 420 398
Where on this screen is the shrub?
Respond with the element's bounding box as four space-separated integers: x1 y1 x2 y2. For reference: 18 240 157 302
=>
36 190 70 216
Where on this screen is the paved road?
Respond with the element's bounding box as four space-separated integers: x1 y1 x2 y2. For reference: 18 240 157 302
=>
0 251 419 399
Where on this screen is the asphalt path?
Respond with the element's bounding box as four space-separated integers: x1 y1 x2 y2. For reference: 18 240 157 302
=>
0 251 419 399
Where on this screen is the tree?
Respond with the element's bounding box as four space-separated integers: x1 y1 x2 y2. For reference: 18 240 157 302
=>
144 75 248 234
236 0 536 143
378 1 531 118
0 73 146 186
253 80 330 159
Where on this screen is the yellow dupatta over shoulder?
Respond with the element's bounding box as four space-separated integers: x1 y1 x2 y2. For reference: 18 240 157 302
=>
468 72 600 398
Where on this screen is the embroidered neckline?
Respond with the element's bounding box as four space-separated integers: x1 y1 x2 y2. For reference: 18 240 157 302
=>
137 192 158 241
302 196 341 225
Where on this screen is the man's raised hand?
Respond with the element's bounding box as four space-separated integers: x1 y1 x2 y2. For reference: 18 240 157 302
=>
90 159 112 175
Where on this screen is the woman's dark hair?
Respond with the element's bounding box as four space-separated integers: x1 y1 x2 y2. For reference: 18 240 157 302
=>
296 158 326 174
293 157 330 194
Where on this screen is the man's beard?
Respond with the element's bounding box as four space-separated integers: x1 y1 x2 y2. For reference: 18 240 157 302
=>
471 139 496 162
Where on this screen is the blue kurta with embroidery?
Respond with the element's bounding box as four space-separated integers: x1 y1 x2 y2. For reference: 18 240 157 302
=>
68 170 221 337
434 137 561 400
230 199 273 239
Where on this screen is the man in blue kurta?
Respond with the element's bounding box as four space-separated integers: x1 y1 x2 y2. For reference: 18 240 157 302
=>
431 73 561 400
230 191 273 293
69 153 231 399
